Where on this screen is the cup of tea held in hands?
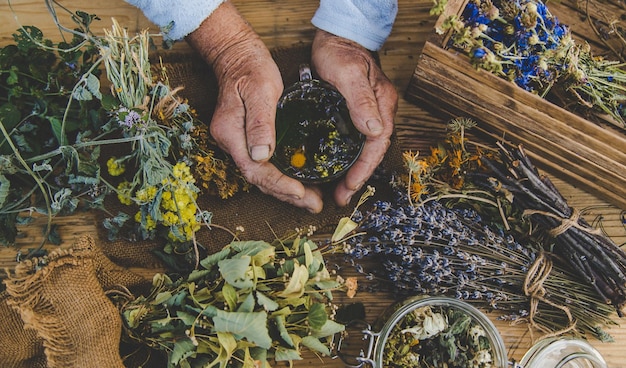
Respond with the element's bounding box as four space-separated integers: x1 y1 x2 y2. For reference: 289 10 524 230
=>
271 64 364 184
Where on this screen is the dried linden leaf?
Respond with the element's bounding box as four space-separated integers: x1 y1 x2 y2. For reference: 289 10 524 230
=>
219 256 254 289
332 216 358 243
213 310 272 349
301 335 331 356
279 261 309 298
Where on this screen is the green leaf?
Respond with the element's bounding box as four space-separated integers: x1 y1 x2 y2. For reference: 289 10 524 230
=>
256 291 279 312
303 240 313 269
237 292 255 313
274 347 302 361
307 303 328 330
72 84 93 101
219 256 253 289
72 73 102 101
222 283 238 311
251 245 276 267
176 310 197 326
231 240 273 257
213 310 272 349
301 336 331 356
200 247 231 270
170 338 196 365
311 319 345 338
270 306 291 317
152 291 173 305
6 67 18 85
0 103 21 131
187 269 211 282
216 332 237 366
331 216 358 242
0 174 10 208
84 73 102 99
101 93 119 111
47 116 66 146
249 347 268 367
274 315 295 347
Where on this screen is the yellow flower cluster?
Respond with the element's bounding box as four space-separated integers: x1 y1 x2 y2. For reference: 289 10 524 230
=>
117 181 133 205
107 157 126 176
158 162 200 242
115 161 201 242
134 212 157 231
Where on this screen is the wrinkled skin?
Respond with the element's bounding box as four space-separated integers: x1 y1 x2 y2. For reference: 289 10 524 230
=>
187 2 397 213
312 29 398 207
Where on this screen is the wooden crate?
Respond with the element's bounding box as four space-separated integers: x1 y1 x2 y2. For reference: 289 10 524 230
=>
405 0 626 209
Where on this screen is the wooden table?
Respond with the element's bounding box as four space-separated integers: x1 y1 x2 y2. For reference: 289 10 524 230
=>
1 0 625 367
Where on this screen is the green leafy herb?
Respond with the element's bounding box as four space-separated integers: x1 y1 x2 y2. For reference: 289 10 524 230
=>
118 235 353 367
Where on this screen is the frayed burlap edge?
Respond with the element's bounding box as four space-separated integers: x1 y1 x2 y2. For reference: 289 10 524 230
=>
4 236 108 368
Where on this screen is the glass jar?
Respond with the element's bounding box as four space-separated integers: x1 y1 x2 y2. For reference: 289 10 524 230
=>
271 64 364 183
333 295 609 368
335 295 508 368
517 337 608 368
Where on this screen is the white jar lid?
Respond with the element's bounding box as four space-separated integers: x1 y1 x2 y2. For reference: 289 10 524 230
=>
518 337 608 368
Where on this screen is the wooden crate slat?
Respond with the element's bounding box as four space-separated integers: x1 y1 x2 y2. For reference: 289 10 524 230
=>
408 54 626 207
413 43 626 164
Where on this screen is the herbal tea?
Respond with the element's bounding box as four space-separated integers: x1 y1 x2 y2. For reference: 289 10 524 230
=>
272 66 363 183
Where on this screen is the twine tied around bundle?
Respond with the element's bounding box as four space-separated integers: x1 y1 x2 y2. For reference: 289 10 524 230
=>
523 208 603 237
523 252 576 341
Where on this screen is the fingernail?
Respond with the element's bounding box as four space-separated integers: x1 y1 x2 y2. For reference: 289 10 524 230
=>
250 145 270 161
344 194 354 206
366 119 383 134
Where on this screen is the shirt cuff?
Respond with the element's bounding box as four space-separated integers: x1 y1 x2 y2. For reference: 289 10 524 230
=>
126 0 227 41
311 0 398 51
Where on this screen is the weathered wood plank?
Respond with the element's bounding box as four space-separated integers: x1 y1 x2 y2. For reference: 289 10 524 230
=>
1 1 626 367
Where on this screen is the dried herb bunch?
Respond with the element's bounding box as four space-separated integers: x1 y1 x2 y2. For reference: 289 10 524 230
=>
473 143 626 314
1 2 248 254
0 12 105 246
118 234 355 367
339 188 616 340
348 117 625 342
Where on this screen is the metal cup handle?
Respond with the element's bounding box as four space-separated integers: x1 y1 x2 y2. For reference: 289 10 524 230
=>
332 319 379 367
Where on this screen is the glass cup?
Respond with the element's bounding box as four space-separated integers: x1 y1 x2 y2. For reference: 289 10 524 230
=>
271 64 364 183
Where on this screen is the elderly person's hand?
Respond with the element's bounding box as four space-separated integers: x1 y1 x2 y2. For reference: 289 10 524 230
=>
187 2 324 213
311 29 398 206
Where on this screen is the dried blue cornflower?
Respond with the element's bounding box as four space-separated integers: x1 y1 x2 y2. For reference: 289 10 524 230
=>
442 0 626 127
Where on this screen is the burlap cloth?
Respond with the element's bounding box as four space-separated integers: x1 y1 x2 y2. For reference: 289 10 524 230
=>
0 44 405 367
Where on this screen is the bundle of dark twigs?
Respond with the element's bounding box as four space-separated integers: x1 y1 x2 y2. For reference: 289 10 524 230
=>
475 143 626 315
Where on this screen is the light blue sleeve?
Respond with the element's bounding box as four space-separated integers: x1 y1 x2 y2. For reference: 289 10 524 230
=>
311 0 398 51
125 0 227 41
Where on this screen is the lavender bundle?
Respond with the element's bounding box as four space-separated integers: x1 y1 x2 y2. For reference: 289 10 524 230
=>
475 143 626 314
341 190 616 339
